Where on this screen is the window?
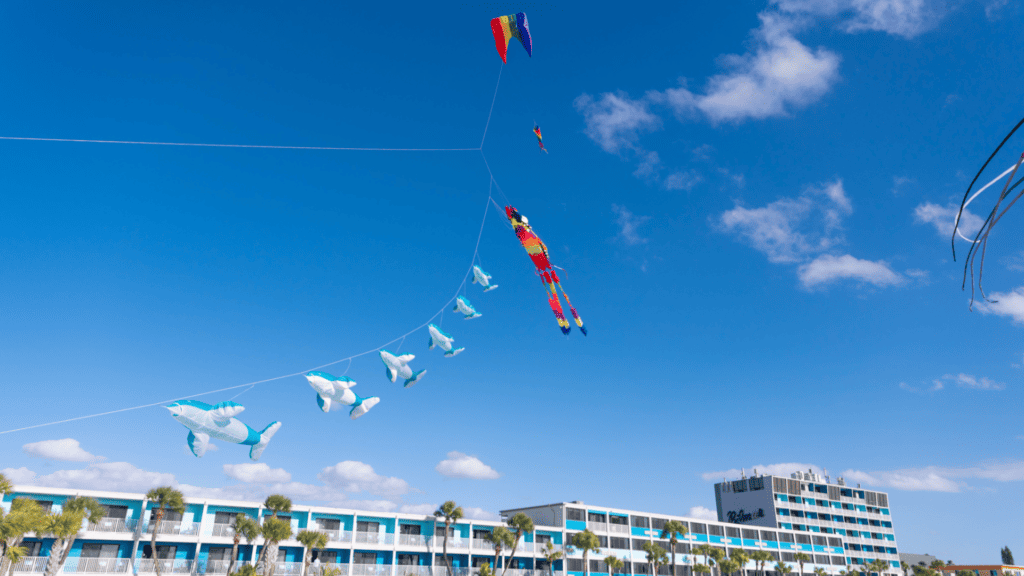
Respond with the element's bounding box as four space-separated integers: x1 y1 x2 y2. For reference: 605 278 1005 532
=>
276 550 288 562
357 521 380 533
787 480 801 495
877 494 888 507
598 536 609 547
398 555 419 566
812 536 826 546
819 514 831 522
791 497 802 504
472 558 491 568
725 527 739 538
632 516 650 529
831 557 846 566
142 545 176 560
312 551 337 564
690 523 707 535
102 505 128 520
732 480 748 493
709 526 724 537
795 535 811 545
214 512 241 525
635 564 652 575
82 544 120 559
864 492 877 506
610 537 629 550
827 486 841 501
633 539 650 550
435 526 455 537
21 542 42 557
208 548 230 562
742 530 758 540
401 524 421 535
24 500 53 513
610 515 628 526
779 533 795 544
320 518 342 531
355 553 378 565
815 555 829 565
840 489 852 498
652 518 667 531
749 477 765 491
473 529 491 539
568 560 584 572
567 532 579 546
157 510 183 522
760 531 777 542
589 513 607 523
537 534 552 545
827 538 841 547
590 560 605 572
675 543 691 554
567 509 585 522
782 553 795 562
773 478 788 493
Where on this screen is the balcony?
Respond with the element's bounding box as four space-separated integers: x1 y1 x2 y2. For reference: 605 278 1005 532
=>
309 563 349 576
145 522 201 536
504 570 539 576
272 562 305 576
322 530 354 544
136 559 195 574
86 519 139 534
516 543 535 554
11 557 47 573
434 539 468 551
355 533 395 546
587 523 607 533
399 535 429 547
198 560 236 574
394 567 437 576
210 524 237 538
472 540 494 551
60 558 132 573
351 566 393 576
608 525 629 535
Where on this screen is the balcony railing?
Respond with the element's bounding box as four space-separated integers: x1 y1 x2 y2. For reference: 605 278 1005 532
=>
607 524 629 535
503 570 538 576
471 539 494 551
322 530 353 543
136 559 195 574
516 543 535 553
198 560 236 574
60 558 132 573
394 567 436 576
308 563 349 576
272 562 304 576
354 533 395 546
210 524 236 538
11 557 47 573
351 566 393 576
587 523 607 533
399 535 429 547
145 522 200 536
86 519 139 534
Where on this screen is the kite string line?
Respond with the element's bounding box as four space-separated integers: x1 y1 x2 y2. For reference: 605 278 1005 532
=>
0 193 493 436
480 63 504 149
955 160 1024 242
0 136 480 152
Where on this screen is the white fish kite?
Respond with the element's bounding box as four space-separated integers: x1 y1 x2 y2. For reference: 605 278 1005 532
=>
379 349 427 387
305 371 380 419
428 324 464 357
167 400 281 461
472 266 498 292
453 295 482 319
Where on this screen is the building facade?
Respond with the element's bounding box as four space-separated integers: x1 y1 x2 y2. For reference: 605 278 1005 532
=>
713 470 899 570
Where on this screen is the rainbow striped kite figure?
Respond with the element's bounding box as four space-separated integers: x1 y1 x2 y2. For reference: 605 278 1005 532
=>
533 124 548 153
490 12 532 64
505 206 586 336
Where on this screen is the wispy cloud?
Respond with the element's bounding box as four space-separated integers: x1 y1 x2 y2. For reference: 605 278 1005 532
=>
891 176 913 195
223 463 291 484
687 506 718 521
914 202 984 238
974 287 1024 325
665 170 704 191
939 372 1006 391
702 463 825 481
841 460 1024 492
772 0 945 38
435 452 500 480
612 204 651 246
22 439 104 463
318 461 413 497
899 380 944 393
798 254 903 289
984 0 1010 20
574 92 661 155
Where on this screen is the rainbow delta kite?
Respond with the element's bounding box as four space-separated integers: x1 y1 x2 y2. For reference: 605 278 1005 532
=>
533 124 548 153
490 12 532 64
505 206 586 336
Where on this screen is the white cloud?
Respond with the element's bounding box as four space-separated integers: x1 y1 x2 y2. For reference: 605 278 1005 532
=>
633 151 662 179
797 254 904 289
898 382 918 392
931 380 944 391
717 168 746 188
223 463 292 484
399 503 438 515
658 14 840 123
938 373 1006 391
914 202 984 238
612 205 651 246
435 452 500 480
702 463 825 481
574 92 661 155
891 176 913 195
15 462 176 493
899 380 943 393
1 467 38 484
687 506 719 521
974 287 1024 324
841 461 1024 492
22 439 103 462
665 170 703 191
461 506 500 521
985 0 1010 19
773 0 942 38
318 461 412 497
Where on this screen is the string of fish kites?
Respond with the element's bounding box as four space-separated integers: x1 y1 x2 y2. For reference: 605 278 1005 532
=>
167 12 581 461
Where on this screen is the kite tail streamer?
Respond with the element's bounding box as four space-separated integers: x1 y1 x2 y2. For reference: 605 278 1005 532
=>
541 271 571 334
551 271 586 336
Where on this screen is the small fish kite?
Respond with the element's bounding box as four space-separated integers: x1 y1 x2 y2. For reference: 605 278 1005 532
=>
454 295 482 319
490 12 532 64
167 400 281 461
505 206 587 336
472 265 499 292
428 324 464 357
305 371 380 419
380 349 427 388
533 125 548 154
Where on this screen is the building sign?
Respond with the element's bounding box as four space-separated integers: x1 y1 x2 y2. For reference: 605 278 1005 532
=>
726 509 765 524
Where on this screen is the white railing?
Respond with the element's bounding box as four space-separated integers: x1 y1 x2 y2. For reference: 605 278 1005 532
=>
272 562 304 576
608 524 629 535
355 533 395 546
516 543 535 553
394 567 436 576
11 557 47 573
587 523 607 533
309 563 349 576
351 566 392 576
434 540 468 551
199 560 236 574
87 519 139 534
136 559 195 574
471 540 494 551
398 535 428 547
145 522 200 536
61 558 132 573
324 530 353 543
503 570 538 576
210 524 236 538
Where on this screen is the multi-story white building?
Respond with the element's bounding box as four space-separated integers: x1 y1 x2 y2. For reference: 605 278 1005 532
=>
713 470 899 570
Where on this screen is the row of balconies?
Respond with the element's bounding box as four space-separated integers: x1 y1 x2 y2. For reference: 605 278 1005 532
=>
10 558 545 576
575 524 630 535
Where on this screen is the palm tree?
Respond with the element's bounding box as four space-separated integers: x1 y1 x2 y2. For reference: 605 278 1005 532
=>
229 514 261 576
145 487 186 576
876 560 894 576
434 501 463 576
0 498 45 576
709 549 726 576
259 519 293 576
572 531 601 576
257 496 293 576
720 560 739 576
661 521 688 576
605 556 624 576
477 563 495 576
43 497 105 576
751 551 774 576
774 562 793 576
541 542 563 576
0 474 12 495
485 527 515 576
793 554 811 576
900 563 909 576
642 542 669 576
694 545 714 574
694 565 712 576
730 551 749 576
297 530 328 576
814 568 828 576
503 513 535 576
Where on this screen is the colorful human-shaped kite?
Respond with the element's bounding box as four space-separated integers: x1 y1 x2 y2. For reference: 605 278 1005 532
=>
490 12 532 64
505 206 587 336
533 124 547 153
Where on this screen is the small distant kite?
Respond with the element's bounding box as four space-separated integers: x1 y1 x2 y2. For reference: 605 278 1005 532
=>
533 125 548 154
490 12 532 63
505 206 587 336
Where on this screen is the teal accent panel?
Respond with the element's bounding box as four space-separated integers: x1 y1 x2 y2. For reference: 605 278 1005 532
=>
537 530 561 545
778 495 788 502
610 513 628 518
690 534 708 543
780 543 795 551
742 540 758 548
881 509 890 515
312 513 355 531
630 527 650 537
566 520 586 530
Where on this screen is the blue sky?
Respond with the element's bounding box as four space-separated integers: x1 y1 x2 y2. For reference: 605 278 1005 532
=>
1 0 1023 564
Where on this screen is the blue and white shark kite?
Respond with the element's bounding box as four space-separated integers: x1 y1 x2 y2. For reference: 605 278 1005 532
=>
167 400 281 461
453 296 482 319
472 266 498 292
305 371 380 419
379 349 426 387
428 324 464 357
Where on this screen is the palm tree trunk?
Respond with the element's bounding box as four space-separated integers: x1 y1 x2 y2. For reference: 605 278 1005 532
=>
44 540 64 576
267 544 278 576
583 550 589 576
229 537 241 576
671 548 677 576
493 547 501 576
152 509 164 576
443 521 453 576
503 536 522 576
